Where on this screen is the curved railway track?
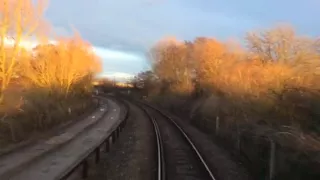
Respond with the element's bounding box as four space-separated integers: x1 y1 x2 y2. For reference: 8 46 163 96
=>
136 101 217 180
0 90 219 180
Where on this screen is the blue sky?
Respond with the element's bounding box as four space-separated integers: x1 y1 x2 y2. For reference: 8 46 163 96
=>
44 0 319 78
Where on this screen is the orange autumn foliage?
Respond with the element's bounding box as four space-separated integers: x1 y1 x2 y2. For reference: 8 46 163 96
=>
148 26 320 131
0 0 47 102
21 34 101 95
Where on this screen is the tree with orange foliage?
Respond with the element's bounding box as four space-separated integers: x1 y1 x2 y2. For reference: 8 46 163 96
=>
150 37 194 94
0 0 47 102
192 37 228 92
22 33 101 96
246 25 319 64
55 33 101 95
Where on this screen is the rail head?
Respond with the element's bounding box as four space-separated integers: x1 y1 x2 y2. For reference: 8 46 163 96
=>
138 103 166 180
142 102 217 180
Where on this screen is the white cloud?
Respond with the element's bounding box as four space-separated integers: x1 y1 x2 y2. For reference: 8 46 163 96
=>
3 36 145 77
3 37 57 50
99 72 134 78
97 72 135 82
92 46 142 61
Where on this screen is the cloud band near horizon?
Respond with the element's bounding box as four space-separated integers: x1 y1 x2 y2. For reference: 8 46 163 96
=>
5 38 147 78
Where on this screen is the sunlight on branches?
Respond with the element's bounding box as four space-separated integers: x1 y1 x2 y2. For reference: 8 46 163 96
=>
0 0 102 144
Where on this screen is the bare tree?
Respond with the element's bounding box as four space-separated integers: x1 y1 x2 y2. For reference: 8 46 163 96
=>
132 70 156 95
0 0 47 102
246 25 319 64
149 37 195 94
192 37 228 91
22 34 101 96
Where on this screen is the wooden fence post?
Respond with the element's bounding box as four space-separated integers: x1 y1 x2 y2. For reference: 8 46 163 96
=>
105 137 110 152
268 139 276 180
215 116 220 135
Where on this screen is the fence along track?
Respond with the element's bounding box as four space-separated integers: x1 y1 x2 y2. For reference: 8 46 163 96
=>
60 95 129 180
137 101 216 180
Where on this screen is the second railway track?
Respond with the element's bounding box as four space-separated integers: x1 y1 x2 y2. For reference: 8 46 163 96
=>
137 101 216 180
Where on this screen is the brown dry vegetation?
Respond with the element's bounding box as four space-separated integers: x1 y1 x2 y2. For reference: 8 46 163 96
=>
135 25 320 179
0 0 101 147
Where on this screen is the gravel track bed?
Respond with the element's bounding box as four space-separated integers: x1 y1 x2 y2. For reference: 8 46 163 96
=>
88 101 156 180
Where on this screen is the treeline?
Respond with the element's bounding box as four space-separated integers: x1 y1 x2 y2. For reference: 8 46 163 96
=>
0 0 101 146
134 25 320 179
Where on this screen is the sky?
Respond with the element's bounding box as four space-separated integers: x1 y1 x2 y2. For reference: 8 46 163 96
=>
44 0 319 79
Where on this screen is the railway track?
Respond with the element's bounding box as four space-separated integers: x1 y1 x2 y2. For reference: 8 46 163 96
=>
0 92 218 180
137 102 217 180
